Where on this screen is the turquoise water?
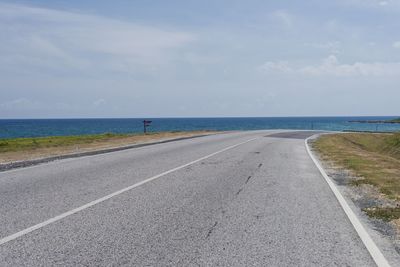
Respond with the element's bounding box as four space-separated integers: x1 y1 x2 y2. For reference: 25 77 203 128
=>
0 117 399 139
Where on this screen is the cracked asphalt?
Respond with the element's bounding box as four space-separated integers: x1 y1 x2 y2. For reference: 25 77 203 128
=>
0 130 375 266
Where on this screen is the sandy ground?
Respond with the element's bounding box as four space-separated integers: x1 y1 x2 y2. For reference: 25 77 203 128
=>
0 131 219 165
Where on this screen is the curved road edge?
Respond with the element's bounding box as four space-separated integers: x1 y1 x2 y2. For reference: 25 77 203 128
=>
305 134 391 267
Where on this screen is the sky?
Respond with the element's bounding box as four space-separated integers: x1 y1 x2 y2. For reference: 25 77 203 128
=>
0 0 399 118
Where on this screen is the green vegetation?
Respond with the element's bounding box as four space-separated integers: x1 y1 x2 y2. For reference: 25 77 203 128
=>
0 133 134 153
349 117 400 123
313 133 400 221
0 131 214 164
362 207 400 222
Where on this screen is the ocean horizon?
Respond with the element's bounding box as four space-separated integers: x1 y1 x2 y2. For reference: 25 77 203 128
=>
1 116 399 139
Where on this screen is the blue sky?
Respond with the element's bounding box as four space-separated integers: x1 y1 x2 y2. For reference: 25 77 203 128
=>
1 0 399 118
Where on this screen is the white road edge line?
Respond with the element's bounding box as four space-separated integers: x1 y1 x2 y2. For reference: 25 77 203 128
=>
305 135 391 267
0 137 259 246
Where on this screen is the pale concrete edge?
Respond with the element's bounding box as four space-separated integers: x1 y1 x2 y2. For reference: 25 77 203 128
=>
305 134 391 267
0 133 223 172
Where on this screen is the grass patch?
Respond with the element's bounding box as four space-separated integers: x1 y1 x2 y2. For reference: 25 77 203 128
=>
313 133 400 200
362 207 400 222
0 131 215 163
0 133 137 153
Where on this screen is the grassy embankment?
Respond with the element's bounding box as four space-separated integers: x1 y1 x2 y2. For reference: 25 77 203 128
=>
0 131 214 164
0 133 128 153
313 133 400 222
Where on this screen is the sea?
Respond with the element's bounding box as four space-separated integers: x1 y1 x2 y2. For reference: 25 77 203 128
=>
0 117 399 139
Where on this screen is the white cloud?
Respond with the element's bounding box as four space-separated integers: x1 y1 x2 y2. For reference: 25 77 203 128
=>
93 99 106 107
304 41 341 54
393 41 400 48
259 61 292 73
302 55 400 76
259 55 400 76
0 98 76 111
336 0 400 10
0 98 39 110
0 98 109 114
270 10 293 28
0 3 195 74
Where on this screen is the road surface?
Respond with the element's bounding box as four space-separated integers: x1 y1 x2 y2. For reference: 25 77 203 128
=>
0 130 375 266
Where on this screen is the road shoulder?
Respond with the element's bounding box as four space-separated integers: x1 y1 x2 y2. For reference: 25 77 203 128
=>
306 134 399 266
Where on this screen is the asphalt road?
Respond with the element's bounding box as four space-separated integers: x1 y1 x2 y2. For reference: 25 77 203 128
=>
0 130 375 266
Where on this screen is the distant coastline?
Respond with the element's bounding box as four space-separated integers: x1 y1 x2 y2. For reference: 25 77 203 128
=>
1 117 400 139
349 118 400 124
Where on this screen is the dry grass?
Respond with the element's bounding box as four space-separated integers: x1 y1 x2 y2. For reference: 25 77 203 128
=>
0 131 218 164
363 207 400 222
313 133 400 222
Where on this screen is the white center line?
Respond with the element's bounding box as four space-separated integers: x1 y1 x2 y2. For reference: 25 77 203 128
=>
0 137 258 246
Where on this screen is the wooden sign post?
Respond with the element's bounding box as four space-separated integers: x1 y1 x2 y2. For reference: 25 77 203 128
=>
143 120 152 134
